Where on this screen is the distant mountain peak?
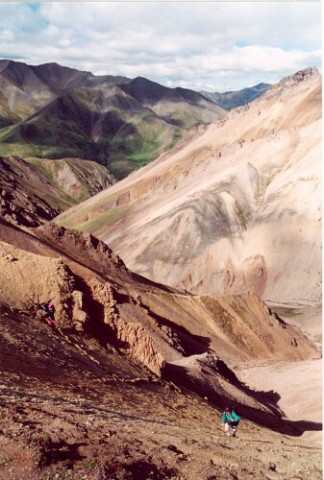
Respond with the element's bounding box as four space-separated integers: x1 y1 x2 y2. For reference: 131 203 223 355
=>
200 82 271 110
278 67 320 87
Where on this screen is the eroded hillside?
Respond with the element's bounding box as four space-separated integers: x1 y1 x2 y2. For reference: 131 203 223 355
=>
0 219 321 479
57 68 321 336
1 305 322 480
0 155 114 227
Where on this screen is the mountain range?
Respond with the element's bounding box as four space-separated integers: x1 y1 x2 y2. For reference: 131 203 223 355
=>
0 59 224 182
0 60 274 219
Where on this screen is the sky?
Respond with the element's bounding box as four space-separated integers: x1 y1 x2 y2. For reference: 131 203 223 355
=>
0 1 321 91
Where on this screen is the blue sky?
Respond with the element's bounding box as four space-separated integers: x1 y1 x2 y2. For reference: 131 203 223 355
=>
0 1 321 91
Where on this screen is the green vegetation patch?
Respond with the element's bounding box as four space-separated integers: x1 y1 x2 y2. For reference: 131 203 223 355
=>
73 206 128 234
0 141 80 159
127 139 161 167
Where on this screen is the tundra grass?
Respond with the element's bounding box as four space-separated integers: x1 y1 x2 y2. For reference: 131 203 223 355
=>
73 206 128 235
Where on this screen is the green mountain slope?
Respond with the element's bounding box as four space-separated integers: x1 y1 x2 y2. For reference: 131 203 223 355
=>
0 60 226 180
0 85 180 179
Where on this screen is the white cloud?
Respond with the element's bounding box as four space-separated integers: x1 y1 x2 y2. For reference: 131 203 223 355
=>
0 2 321 90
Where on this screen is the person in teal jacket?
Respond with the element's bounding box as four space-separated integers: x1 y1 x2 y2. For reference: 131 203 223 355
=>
221 406 241 436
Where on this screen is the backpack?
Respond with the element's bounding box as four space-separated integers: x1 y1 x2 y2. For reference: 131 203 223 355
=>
230 410 241 422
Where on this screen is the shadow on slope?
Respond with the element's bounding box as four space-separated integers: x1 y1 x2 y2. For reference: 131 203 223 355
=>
161 360 322 437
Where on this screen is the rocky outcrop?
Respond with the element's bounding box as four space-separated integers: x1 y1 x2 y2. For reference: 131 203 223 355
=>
0 222 318 378
277 67 319 88
37 223 128 279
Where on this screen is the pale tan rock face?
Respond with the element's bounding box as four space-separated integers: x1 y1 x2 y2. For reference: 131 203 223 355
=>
56 69 321 334
0 240 74 315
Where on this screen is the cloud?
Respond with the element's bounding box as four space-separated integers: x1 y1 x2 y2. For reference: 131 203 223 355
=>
0 2 321 90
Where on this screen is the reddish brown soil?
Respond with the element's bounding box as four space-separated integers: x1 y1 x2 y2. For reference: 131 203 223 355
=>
0 305 322 480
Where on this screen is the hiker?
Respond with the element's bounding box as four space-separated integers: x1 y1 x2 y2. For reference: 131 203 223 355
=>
221 406 241 437
40 301 56 328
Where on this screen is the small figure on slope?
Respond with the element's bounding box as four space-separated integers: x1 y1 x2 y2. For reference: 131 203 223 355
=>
40 301 56 328
221 406 241 437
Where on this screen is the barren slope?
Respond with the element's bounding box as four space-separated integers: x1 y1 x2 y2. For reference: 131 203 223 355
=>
0 219 321 478
1 304 321 480
0 155 114 227
1 221 317 369
0 156 67 226
57 68 321 335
